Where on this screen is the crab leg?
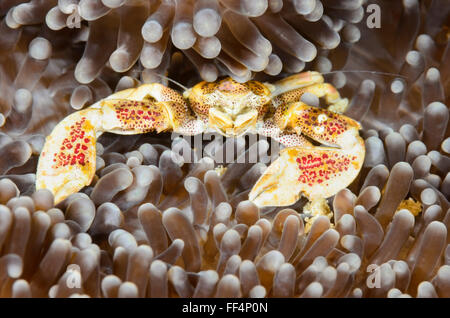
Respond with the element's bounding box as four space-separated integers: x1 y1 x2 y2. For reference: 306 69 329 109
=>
36 84 204 204
269 71 349 113
249 102 365 207
267 71 325 96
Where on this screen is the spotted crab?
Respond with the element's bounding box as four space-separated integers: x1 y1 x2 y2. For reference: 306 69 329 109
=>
36 71 365 208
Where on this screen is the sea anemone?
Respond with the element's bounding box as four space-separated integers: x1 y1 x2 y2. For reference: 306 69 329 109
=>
0 0 449 298
3 0 364 83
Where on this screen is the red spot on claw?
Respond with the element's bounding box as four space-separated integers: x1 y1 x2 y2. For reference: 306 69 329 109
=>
53 118 91 169
297 152 351 185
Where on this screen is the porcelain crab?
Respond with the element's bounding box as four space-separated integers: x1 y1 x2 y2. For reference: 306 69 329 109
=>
36 71 365 207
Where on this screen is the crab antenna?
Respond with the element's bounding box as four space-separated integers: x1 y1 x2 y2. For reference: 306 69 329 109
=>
152 73 189 92
321 70 408 79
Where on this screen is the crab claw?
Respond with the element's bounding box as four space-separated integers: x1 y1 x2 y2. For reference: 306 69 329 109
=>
250 101 365 207
36 109 102 204
36 82 200 204
249 140 365 207
36 95 201 204
36 99 173 204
